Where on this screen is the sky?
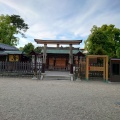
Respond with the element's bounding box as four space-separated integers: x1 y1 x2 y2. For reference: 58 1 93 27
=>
0 0 120 48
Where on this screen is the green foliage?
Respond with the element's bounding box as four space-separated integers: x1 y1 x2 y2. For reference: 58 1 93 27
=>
34 47 41 53
10 15 29 37
0 14 29 46
0 15 17 46
116 48 120 58
19 47 23 51
84 24 120 58
23 43 34 55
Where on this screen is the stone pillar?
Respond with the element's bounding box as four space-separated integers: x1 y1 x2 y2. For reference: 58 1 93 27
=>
32 54 38 80
69 44 73 81
41 44 47 73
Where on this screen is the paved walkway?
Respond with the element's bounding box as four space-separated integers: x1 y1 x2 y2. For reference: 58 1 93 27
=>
45 71 70 76
0 78 120 120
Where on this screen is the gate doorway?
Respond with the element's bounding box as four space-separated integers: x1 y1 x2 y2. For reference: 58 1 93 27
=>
110 58 120 82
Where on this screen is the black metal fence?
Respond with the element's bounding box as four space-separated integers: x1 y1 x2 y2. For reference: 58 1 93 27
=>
0 62 42 78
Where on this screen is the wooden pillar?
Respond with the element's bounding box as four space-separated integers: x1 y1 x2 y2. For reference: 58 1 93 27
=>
78 56 80 78
69 44 73 74
103 57 105 80
42 44 47 73
86 56 89 80
105 56 108 81
54 57 56 69
6 55 8 61
57 44 59 48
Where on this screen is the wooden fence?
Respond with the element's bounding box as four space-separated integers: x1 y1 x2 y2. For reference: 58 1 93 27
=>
0 62 42 78
74 57 110 80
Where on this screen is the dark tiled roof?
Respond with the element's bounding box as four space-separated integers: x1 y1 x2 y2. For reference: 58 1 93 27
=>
0 51 24 55
0 51 7 55
45 49 80 54
0 43 18 51
41 47 83 54
4 51 23 54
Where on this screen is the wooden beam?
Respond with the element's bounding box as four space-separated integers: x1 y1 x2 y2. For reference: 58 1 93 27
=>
34 39 82 45
87 55 108 58
90 66 104 71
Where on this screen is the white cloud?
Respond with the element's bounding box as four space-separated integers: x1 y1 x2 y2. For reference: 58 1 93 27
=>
0 0 120 48
17 38 30 48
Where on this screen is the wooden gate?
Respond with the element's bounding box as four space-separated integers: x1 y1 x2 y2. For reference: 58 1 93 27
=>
74 55 109 81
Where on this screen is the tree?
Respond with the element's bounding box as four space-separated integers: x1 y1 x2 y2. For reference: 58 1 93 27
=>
34 47 42 53
23 43 34 55
0 14 29 46
84 24 120 58
116 48 120 58
0 15 17 45
10 15 29 37
19 47 23 51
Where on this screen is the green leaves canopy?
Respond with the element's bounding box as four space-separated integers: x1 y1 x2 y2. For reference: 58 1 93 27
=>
0 15 17 46
10 15 29 37
22 43 42 55
0 14 28 46
84 24 120 58
34 47 42 53
23 43 34 55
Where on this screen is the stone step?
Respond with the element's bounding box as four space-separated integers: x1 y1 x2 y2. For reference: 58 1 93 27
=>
40 71 73 80
43 75 70 80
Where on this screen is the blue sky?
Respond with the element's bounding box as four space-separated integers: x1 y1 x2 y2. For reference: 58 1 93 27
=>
0 0 120 48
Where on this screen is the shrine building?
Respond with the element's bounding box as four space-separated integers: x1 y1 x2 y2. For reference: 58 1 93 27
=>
34 39 84 80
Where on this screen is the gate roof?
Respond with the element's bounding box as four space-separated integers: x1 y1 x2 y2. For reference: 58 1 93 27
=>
34 39 82 45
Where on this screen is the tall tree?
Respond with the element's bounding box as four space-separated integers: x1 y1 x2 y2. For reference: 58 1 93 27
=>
0 14 29 46
84 24 120 58
10 15 29 37
23 43 34 55
0 15 17 45
34 47 42 53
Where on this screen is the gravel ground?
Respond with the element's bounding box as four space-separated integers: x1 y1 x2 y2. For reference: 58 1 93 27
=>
0 77 120 120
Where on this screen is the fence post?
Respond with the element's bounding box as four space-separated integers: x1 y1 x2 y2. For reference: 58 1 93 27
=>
86 56 89 80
